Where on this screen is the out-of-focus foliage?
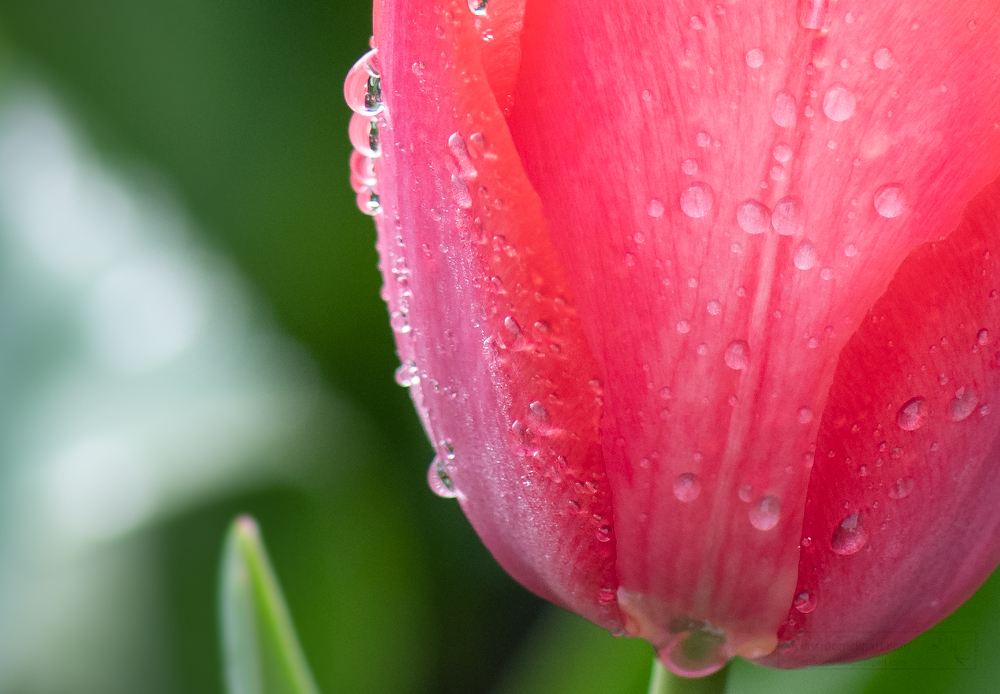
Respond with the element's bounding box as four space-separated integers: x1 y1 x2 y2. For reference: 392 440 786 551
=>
0 3 997 694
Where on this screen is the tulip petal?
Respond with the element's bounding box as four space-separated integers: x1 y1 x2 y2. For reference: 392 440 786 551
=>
506 0 1000 670
373 0 620 627
764 175 1000 667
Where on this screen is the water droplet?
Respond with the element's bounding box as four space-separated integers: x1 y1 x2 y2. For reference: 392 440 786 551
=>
689 15 705 30
749 495 781 530
448 132 478 180
978 329 990 345
831 512 867 555
697 343 709 356
349 112 381 158
738 484 753 502
889 477 915 500
773 143 793 162
428 456 457 498
798 0 828 29
673 473 702 502
467 0 488 15
707 300 722 315
969 19 979 30
411 61 425 76
390 310 411 333
356 187 382 216
772 196 804 236
680 183 714 218
681 159 699 175
897 397 928 431
725 339 750 370
595 525 612 542
771 90 797 128
793 590 817 613
844 243 858 257
696 131 712 148
871 47 895 70
344 49 383 117
394 360 421 387
823 83 857 122
820 267 833 280
794 241 818 270
647 198 665 217
737 199 771 235
659 626 728 678
677 320 692 334
349 150 377 191
801 536 813 547
874 184 906 218
948 386 979 421
798 407 814 424
746 48 764 68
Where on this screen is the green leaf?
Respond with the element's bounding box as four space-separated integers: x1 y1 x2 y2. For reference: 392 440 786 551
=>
220 515 321 694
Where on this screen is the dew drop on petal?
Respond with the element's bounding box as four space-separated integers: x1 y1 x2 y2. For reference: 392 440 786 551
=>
888 477 915 500
831 512 867 555
696 131 712 148
874 184 906 218
749 495 781 530
844 243 859 257
773 143 793 162
681 159 699 175
948 386 979 421
356 187 382 216
725 339 750 370
794 241 818 270
771 90 797 128
738 484 753 502
823 83 857 122
349 112 381 158
793 589 817 613
736 199 771 235
978 329 990 345
680 183 714 218
897 397 928 431
344 49 383 116
647 198 665 218
746 48 765 68
677 320 692 334
873 47 894 70
674 473 702 502
798 407 814 424
467 0 488 15
707 299 722 316
427 456 458 498
772 196 804 236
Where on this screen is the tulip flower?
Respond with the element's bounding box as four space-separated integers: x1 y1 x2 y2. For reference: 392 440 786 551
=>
346 0 1000 678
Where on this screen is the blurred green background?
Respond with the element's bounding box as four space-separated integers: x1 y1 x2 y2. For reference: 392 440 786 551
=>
0 2 996 693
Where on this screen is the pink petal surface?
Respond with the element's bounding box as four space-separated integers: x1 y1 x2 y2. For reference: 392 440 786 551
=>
506 0 1000 670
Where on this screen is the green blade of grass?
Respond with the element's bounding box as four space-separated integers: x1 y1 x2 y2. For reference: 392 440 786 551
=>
220 515 321 694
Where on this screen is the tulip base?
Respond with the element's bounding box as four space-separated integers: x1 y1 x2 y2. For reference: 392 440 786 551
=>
648 658 730 694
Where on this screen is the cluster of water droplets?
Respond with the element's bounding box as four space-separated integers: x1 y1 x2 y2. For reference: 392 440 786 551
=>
345 46 385 215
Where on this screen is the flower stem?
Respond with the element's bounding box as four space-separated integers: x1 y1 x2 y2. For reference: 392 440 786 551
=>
647 658 730 694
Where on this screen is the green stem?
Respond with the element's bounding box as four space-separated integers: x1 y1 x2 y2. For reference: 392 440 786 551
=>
647 658 730 694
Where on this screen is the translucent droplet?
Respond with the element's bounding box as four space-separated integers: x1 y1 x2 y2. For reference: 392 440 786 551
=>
874 184 906 218
356 187 382 216
349 150 377 192
344 49 383 116
773 143 793 162
771 90 797 128
772 196 804 236
948 386 979 421
823 83 857 122
697 343 709 356
738 483 753 502
725 339 750 370
897 397 928 431
793 589 817 613
673 473 702 502
428 456 457 498
978 328 990 345
798 407 814 424
349 112 381 158
746 48 764 68
448 132 478 180
749 495 781 531
467 0 488 15
798 0 828 29
820 267 833 280
873 47 894 70
737 199 771 235
681 159 699 175
844 243 859 257
677 320 692 334
660 627 728 678
794 241 818 270
680 183 714 218
707 300 722 316
647 198 665 218
689 15 705 30
394 360 420 387
888 477 915 500
831 512 867 555
696 131 712 148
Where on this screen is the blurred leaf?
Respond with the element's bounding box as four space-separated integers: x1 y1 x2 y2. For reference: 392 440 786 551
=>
220 515 320 694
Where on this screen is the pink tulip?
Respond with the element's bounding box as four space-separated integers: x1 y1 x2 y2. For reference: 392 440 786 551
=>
346 0 1000 676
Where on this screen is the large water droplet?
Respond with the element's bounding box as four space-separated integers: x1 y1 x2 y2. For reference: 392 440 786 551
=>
873 47 894 70
794 241 818 270
831 512 867 555
749 495 781 530
823 83 857 122
350 150 377 192
888 477 915 499
746 48 765 68
680 182 714 218
349 112 381 158
725 339 750 370
344 49 384 117
737 199 771 235
874 184 906 218
660 626 728 678
647 198 665 218
798 0 828 29
793 589 817 613
897 397 928 431
772 196 804 236
771 90 797 128
356 187 382 216
427 456 457 498
467 0 488 15
673 473 702 502
948 386 979 421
